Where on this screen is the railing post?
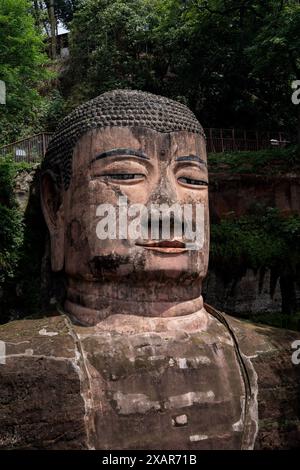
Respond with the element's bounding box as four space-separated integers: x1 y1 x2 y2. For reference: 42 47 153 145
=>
209 128 212 152
220 128 224 152
42 133 46 158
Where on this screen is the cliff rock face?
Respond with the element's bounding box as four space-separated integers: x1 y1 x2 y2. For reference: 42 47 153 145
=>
14 166 39 212
209 173 300 220
203 268 283 314
206 172 300 316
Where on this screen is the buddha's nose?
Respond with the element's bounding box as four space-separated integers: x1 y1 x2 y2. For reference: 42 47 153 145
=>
149 174 177 205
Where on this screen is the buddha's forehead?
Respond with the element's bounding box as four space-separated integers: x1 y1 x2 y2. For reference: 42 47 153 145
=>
73 126 207 166
44 90 205 189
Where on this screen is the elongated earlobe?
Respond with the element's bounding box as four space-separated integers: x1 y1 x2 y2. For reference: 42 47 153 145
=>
40 171 64 271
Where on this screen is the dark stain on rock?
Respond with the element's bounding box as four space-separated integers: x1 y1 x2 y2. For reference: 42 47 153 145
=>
89 254 131 276
67 219 82 248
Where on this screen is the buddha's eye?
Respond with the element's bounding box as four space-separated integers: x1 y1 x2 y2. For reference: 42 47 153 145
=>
178 177 208 187
103 173 145 181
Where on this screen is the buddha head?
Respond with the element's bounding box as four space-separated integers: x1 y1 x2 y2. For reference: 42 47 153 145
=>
41 90 209 325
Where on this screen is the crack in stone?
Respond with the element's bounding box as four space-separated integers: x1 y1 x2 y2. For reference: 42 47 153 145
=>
62 314 96 450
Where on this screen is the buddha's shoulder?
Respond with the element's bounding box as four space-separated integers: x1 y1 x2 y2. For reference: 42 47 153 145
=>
0 312 82 383
206 304 300 449
0 312 77 358
205 303 300 357
0 313 87 449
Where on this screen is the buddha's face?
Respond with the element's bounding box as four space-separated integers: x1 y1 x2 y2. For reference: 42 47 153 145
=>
43 126 209 284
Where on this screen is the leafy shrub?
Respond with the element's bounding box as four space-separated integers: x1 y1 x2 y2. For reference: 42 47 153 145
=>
0 158 24 285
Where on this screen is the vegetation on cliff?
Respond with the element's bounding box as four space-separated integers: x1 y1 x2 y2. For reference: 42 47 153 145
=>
0 0 51 144
0 158 46 322
2 1 300 142
210 206 300 321
62 0 300 141
211 207 300 275
208 146 300 176
0 159 24 283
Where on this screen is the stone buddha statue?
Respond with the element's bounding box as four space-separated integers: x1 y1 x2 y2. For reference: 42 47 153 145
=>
0 90 299 450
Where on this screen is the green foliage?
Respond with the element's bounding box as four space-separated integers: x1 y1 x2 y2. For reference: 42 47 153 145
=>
61 0 300 138
1 1 299 141
245 1 300 138
208 146 300 175
11 168 47 316
0 206 23 281
0 158 47 321
240 311 300 331
0 156 16 206
210 207 300 275
0 0 50 144
43 89 66 131
63 0 155 108
31 1 79 28
0 158 24 284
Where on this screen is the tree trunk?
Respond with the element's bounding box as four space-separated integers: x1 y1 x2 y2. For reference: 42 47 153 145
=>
280 273 297 322
48 0 57 59
33 1 42 29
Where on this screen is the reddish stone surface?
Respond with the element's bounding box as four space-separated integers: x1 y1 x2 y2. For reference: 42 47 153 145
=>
209 174 300 220
0 316 87 449
0 309 299 450
1 91 299 450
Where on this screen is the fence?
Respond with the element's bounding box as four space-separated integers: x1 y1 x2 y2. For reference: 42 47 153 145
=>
0 129 291 162
0 133 53 163
204 128 290 153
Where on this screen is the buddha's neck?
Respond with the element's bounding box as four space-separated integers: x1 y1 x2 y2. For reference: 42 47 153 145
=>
65 277 203 326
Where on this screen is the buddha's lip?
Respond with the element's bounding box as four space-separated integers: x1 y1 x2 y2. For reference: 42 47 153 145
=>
136 240 186 247
135 240 188 253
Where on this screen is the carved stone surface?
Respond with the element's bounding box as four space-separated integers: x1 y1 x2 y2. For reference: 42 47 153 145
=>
0 89 299 449
44 90 205 189
0 308 299 449
0 316 87 449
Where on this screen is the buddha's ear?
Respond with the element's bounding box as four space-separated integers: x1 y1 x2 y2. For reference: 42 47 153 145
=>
40 171 64 271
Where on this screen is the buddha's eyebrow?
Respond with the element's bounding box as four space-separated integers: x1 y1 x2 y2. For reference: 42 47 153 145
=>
92 148 149 161
175 155 207 167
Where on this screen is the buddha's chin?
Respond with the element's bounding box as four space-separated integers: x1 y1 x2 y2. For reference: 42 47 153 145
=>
65 248 205 283
103 255 203 282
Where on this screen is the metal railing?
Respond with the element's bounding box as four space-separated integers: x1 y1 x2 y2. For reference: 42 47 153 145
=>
204 128 290 153
0 129 291 162
0 133 53 162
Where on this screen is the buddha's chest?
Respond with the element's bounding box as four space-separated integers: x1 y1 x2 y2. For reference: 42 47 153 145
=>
79 326 247 450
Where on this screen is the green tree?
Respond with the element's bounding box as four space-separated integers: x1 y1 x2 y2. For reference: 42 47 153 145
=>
62 0 157 109
149 0 300 137
60 0 300 141
246 0 300 144
0 0 49 145
31 1 79 59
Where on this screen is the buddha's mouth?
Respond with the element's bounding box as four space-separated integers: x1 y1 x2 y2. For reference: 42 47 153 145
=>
135 240 188 254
